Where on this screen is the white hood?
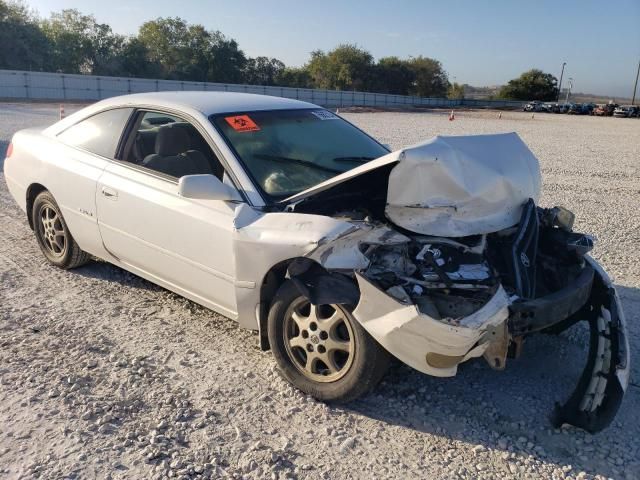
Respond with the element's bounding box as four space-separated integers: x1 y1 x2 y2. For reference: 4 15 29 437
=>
386 132 541 236
285 132 541 237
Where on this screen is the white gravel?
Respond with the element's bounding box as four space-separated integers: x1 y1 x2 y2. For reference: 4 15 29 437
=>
0 103 639 480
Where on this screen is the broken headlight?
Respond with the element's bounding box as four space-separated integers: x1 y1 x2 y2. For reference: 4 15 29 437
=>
541 206 575 231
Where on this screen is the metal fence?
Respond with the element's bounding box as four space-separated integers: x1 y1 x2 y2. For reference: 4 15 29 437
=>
0 69 526 109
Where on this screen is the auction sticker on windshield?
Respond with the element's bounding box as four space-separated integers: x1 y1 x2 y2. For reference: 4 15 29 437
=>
311 110 338 120
225 115 260 132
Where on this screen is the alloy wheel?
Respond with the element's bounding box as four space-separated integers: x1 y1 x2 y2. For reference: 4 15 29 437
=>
283 299 355 383
38 204 66 257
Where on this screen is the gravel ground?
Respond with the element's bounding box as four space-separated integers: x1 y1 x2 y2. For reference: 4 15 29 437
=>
0 103 639 480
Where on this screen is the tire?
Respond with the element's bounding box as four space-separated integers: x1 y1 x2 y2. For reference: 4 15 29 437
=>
267 280 390 402
32 191 91 269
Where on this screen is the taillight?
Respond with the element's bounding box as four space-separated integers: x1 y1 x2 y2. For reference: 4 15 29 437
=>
5 142 12 158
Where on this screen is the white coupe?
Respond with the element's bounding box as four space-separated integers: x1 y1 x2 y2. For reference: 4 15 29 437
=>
4 92 629 432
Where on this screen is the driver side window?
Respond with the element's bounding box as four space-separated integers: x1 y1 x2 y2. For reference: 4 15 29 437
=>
122 111 224 180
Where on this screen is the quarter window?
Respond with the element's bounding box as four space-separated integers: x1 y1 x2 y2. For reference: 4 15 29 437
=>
58 108 133 158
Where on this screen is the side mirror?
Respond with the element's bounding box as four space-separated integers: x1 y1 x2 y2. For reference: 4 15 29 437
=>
178 174 240 201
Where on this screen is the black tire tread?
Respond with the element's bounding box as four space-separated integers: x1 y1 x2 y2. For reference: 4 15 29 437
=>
33 191 91 270
267 279 390 403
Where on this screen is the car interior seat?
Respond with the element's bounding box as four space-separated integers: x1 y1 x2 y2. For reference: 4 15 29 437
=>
142 125 214 178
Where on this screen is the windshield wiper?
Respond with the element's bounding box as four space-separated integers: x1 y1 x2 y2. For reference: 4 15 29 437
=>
255 154 342 174
332 156 376 163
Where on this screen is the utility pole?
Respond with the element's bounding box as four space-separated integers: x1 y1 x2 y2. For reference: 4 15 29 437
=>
557 62 566 102
632 59 640 106
565 78 573 104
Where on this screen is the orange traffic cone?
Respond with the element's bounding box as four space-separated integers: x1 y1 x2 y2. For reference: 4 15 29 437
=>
449 110 455 121
59 104 65 120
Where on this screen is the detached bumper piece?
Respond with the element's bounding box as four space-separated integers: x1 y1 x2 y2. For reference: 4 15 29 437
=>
551 261 630 433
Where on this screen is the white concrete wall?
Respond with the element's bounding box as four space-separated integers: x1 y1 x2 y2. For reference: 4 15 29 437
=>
0 70 526 109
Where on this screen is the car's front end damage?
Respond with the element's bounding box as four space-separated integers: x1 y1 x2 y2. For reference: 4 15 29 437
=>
277 132 629 433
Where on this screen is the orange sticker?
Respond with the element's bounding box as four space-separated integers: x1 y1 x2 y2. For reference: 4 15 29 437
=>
225 115 260 132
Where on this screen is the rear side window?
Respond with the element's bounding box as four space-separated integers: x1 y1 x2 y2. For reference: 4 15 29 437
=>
58 108 133 158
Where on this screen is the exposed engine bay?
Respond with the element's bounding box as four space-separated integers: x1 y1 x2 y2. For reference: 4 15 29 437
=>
280 133 629 433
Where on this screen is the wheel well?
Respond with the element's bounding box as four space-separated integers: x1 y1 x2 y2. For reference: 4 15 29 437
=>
26 183 47 230
258 258 301 351
257 257 360 351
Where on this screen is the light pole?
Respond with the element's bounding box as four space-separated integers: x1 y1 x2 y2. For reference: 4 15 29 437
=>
565 77 573 104
632 59 640 106
557 62 566 102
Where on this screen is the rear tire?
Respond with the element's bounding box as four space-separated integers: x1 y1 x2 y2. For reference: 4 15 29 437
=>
267 280 390 402
32 191 91 269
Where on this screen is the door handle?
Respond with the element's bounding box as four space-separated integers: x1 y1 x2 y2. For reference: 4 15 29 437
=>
101 186 118 199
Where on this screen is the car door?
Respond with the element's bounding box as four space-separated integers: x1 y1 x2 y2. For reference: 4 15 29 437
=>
96 110 239 318
51 107 134 259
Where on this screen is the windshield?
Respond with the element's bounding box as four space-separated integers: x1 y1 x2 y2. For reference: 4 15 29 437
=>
211 109 388 202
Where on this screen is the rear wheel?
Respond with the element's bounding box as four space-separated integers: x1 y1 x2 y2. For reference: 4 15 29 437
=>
32 191 91 269
268 280 390 402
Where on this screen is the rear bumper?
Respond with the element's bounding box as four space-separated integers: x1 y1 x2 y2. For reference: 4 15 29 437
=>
3 157 27 213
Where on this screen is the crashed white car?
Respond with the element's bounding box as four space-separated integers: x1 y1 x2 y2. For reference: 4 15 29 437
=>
4 92 629 432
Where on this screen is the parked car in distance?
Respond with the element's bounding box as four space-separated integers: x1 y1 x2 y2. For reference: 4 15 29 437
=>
523 101 545 112
593 104 617 116
567 103 593 115
3 92 630 433
566 103 581 115
613 105 639 118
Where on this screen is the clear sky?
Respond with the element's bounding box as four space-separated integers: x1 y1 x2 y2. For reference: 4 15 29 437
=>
27 0 640 98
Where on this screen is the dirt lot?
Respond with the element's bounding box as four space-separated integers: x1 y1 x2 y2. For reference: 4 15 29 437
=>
0 104 639 480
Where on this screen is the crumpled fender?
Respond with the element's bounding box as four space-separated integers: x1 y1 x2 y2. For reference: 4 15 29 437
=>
351 272 510 377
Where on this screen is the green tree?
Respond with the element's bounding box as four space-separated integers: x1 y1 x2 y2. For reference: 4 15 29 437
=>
373 56 413 95
0 0 51 70
206 31 247 83
498 69 558 101
244 56 285 85
117 37 162 78
137 17 191 78
40 9 120 74
307 44 374 91
447 82 465 99
407 56 448 97
276 67 311 88
137 18 248 83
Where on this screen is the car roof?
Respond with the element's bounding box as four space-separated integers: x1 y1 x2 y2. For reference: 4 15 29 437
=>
91 91 319 116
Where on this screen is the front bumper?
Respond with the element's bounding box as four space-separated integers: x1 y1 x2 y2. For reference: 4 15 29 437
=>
551 257 630 432
352 273 511 377
351 257 630 432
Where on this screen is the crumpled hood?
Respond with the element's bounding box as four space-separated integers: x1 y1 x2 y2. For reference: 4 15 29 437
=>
386 132 541 236
284 132 541 237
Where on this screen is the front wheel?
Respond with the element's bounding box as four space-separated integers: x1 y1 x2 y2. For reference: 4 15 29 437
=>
32 191 91 269
267 280 390 402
